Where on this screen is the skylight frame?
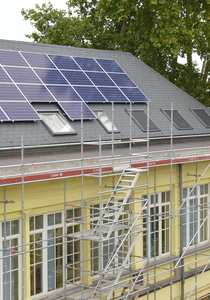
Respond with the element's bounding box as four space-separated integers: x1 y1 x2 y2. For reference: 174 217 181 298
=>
191 108 210 128
126 109 160 132
39 111 77 135
94 110 120 133
161 109 193 130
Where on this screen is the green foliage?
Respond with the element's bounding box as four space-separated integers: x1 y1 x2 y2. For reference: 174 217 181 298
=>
21 0 210 105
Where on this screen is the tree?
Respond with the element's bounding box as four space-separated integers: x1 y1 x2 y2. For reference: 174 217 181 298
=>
21 0 210 105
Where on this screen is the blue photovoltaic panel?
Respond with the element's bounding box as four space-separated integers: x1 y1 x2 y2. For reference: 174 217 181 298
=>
21 52 56 69
0 102 40 120
0 84 26 101
98 87 128 102
85 72 115 86
18 85 56 102
0 67 12 83
0 50 28 67
5 67 41 84
73 57 103 71
74 86 107 102
0 107 9 120
121 87 149 102
96 58 124 73
61 70 93 86
48 54 80 70
59 102 96 120
108 73 136 87
34 69 68 85
47 85 82 102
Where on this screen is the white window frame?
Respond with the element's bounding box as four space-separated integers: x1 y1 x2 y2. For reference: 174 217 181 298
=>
94 110 120 133
143 191 170 259
182 184 209 248
39 112 76 135
0 219 21 300
30 209 81 299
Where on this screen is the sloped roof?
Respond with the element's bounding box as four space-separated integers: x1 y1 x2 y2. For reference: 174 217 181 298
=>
0 39 209 148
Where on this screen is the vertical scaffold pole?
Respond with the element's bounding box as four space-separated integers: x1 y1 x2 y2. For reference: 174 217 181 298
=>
21 137 25 300
146 101 150 300
169 103 173 299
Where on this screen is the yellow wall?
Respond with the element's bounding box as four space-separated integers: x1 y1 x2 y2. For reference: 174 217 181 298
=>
1 160 210 299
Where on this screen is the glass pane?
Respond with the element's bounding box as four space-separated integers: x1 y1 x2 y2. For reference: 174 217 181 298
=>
35 264 42 294
48 230 54 260
48 214 54 226
11 220 19 235
48 261 55 291
30 217 34 231
31 266 35 295
2 221 10 236
40 112 75 133
183 188 187 198
96 111 118 132
35 215 43 230
56 258 63 288
55 213 62 225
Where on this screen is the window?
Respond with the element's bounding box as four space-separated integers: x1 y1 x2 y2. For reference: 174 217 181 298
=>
94 111 119 133
143 191 170 258
39 112 76 135
30 215 43 296
90 203 115 272
90 201 131 273
127 109 160 132
182 184 209 247
1 219 20 300
162 109 193 130
29 209 81 297
191 108 210 128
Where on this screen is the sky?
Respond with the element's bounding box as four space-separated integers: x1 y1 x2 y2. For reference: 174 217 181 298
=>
0 0 68 42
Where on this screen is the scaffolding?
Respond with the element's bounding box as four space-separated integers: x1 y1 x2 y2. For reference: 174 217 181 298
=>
0 103 210 300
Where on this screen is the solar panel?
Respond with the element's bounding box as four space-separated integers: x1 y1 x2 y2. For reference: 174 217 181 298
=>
96 58 124 73
59 102 96 120
162 109 192 130
0 102 40 120
98 87 128 102
0 107 9 121
47 85 82 102
48 54 80 70
0 84 26 100
5 67 41 84
73 57 103 71
0 50 28 67
61 70 93 85
18 85 56 102
191 109 210 128
121 87 149 102
0 67 12 83
0 50 150 122
34 69 68 85
74 86 107 102
85 71 115 86
22 52 56 69
129 110 160 131
108 73 136 87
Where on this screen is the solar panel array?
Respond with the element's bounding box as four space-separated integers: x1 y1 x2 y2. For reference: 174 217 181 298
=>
0 50 149 122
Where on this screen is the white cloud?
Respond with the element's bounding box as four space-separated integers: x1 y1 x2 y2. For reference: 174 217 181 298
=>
0 0 68 41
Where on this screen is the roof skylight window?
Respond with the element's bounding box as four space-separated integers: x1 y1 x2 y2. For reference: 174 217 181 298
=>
191 108 210 128
127 109 160 132
94 111 119 133
39 112 76 135
162 109 193 130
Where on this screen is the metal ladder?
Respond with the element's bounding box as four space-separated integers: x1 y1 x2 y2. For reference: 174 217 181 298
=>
92 168 147 239
90 168 147 299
